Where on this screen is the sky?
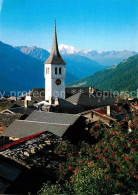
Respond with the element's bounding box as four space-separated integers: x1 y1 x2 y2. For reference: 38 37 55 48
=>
0 0 137 51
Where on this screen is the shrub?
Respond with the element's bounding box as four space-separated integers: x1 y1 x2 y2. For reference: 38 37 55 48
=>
39 113 138 194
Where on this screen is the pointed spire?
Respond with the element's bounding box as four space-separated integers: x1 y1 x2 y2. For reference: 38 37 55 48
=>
45 20 66 65
51 20 60 56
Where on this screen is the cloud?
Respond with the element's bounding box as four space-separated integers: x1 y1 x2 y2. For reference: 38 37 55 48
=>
0 0 3 13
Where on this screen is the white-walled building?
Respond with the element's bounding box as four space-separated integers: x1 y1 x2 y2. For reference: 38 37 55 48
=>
44 21 66 102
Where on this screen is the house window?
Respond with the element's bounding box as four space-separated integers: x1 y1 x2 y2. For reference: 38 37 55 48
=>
55 67 57 74
59 67 62 74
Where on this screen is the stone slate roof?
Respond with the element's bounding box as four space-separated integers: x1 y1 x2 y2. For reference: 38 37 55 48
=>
0 131 65 194
26 111 80 125
0 131 61 168
2 120 70 139
45 21 65 65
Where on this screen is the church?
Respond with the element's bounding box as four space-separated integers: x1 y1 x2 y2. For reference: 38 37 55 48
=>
44 21 66 102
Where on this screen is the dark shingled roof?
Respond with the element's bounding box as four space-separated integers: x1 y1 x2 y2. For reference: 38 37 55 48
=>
66 92 125 108
8 107 36 115
65 87 103 98
2 120 70 139
66 92 82 105
45 21 66 65
58 99 85 114
26 111 80 125
58 98 76 107
66 87 92 94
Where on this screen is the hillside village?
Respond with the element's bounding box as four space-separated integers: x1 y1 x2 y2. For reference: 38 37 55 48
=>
0 23 137 194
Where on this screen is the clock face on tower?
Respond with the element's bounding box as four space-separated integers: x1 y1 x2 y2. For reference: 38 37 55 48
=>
55 79 61 85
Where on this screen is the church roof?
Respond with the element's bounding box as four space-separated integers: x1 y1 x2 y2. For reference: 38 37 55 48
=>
45 21 66 65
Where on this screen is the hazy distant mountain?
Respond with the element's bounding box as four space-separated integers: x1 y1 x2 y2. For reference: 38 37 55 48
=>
68 55 138 92
59 44 138 66
15 46 49 61
63 54 105 79
0 41 77 92
15 46 106 79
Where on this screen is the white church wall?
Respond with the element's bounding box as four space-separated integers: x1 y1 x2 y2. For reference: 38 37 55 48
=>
45 64 52 101
51 65 66 99
45 64 66 101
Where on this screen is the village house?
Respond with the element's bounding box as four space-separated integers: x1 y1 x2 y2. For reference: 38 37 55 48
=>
0 106 36 126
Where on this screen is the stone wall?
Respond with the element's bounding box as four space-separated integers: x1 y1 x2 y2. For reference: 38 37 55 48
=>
0 113 22 127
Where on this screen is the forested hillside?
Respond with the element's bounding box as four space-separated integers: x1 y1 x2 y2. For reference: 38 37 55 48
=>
68 55 138 92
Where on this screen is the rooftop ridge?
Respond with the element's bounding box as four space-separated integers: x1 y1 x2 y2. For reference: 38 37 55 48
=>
33 110 80 116
18 120 71 126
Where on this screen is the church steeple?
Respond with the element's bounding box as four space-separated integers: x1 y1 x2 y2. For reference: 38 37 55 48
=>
45 21 66 65
44 21 66 101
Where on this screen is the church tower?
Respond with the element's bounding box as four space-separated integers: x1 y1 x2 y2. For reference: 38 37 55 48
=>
44 21 66 102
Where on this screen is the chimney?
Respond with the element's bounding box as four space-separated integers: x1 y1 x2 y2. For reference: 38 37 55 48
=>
24 96 31 108
54 97 59 105
89 87 95 96
107 106 111 116
49 96 52 104
89 87 92 94
24 99 28 108
91 87 95 94
38 105 42 111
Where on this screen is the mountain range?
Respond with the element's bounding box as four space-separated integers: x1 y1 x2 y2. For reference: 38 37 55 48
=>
58 44 137 66
68 55 138 93
0 41 137 93
15 46 106 79
16 44 137 67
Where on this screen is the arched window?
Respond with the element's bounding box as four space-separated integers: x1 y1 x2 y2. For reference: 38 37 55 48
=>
46 68 47 74
48 67 50 74
59 67 62 74
55 67 57 75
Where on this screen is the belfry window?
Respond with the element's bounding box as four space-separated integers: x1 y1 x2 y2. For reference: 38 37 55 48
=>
55 67 57 74
59 67 62 74
46 68 49 74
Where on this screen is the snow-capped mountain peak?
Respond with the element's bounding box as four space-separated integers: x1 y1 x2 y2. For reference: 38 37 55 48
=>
58 44 107 55
55 44 137 66
59 44 80 54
